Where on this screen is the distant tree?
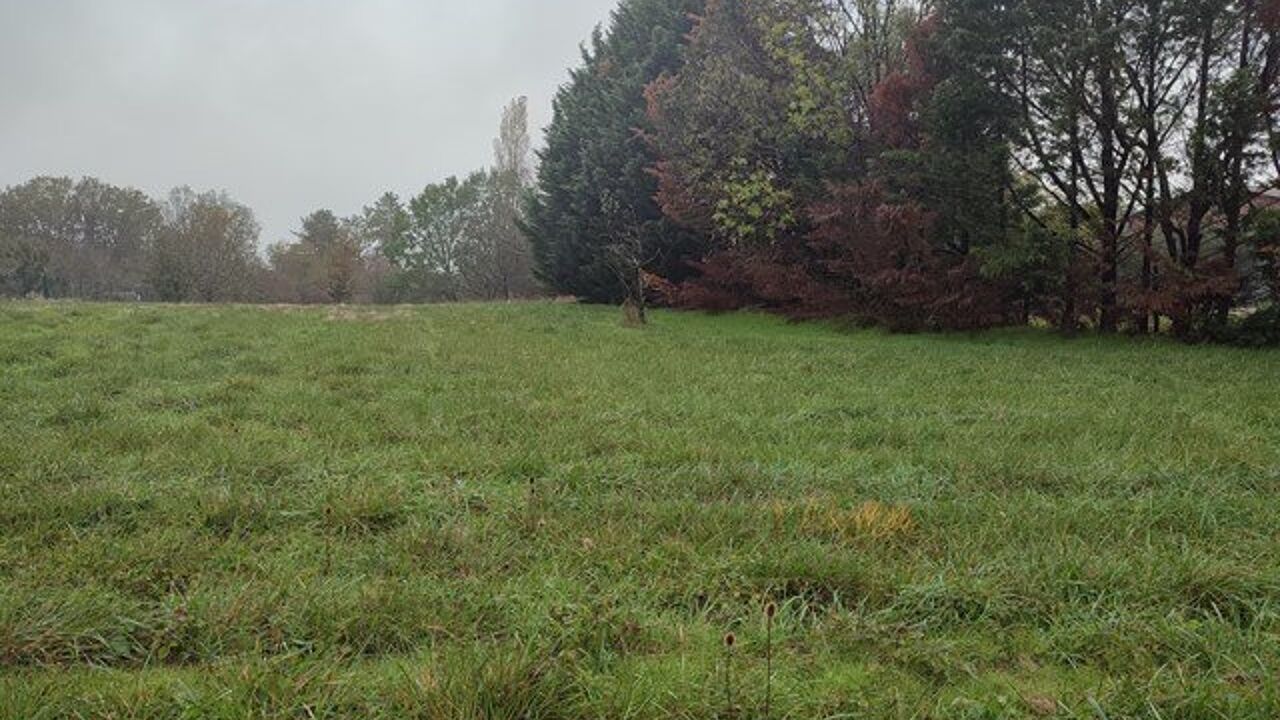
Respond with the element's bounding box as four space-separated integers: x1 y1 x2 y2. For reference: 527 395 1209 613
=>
524 0 705 303
389 173 488 302
265 239 310 303
351 193 411 303
301 210 363 303
0 177 80 298
0 233 50 297
376 99 539 303
67 178 163 298
474 97 540 300
150 187 261 303
267 209 368 304
297 209 345 249
0 176 160 299
494 97 533 190
360 193 412 260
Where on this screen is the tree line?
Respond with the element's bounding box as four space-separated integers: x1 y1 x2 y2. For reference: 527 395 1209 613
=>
527 0 1280 343
6 2 1278 344
0 98 538 305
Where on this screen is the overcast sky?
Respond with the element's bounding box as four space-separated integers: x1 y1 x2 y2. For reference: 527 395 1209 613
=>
0 0 618 244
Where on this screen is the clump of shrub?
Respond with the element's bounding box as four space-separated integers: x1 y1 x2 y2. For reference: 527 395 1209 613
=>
1210 305 1280 348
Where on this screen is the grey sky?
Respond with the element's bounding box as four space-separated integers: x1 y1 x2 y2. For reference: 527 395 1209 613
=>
0 0 617 244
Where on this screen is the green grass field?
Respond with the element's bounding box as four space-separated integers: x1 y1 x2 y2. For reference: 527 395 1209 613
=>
1 301 1279 719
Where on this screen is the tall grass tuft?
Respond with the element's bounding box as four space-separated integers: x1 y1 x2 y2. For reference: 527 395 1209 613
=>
764 600 777 719
723 631 737 716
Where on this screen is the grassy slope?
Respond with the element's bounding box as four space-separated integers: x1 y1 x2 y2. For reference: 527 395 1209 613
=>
1 301 1278 719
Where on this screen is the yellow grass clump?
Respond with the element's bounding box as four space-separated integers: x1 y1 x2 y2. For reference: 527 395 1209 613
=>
772 498 915 543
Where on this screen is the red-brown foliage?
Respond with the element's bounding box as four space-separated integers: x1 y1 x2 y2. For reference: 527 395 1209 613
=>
643 73 719 236
868 74 925 150
657 12 1015 331
656 243 844 317
662 182 1012 330
806 182 1011 331
1123 241 1240 334
1262 0 1280 30
867 16 937 150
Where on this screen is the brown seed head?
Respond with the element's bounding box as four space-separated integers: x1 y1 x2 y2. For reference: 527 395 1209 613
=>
724 632 736 648
765 601 778 619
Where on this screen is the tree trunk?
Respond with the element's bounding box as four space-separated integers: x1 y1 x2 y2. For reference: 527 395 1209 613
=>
1062 83 1083 338
1096 36 1123 334
1216 1 1258 322
622 296 646 327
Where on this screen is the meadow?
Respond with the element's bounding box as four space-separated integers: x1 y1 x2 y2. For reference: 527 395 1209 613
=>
1 301 1278 719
